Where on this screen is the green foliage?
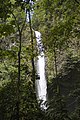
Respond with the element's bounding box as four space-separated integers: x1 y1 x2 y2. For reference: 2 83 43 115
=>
0 0 80 119
48 54 80 119
0 79 46 120
46 94 70 120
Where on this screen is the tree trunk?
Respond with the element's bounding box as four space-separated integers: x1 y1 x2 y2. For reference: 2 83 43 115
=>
53 43 60 94
28 10 35 89
17 31 22 120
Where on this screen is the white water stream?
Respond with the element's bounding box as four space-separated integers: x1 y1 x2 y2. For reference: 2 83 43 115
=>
35 31 47 110
23 0 47 110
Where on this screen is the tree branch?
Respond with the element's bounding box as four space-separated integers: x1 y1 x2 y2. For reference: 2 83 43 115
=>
75 0 80 4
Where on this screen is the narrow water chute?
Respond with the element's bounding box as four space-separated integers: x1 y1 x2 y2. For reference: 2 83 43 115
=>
35 31 47 110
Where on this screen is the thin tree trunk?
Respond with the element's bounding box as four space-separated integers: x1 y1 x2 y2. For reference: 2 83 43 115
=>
53 43 60 94
54 47 57 78
17 31 22 120
28 10 35 89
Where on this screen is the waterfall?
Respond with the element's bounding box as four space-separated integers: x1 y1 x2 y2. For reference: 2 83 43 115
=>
23 0 47 110
35 31 47 110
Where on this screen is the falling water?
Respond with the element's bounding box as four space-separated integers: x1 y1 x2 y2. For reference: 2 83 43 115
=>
35 31 47 110
23 0 47 110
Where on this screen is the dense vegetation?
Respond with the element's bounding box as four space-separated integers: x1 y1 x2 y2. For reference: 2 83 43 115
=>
0 0 80 119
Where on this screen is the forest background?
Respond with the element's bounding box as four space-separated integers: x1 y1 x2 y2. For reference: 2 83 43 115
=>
0 0 80 120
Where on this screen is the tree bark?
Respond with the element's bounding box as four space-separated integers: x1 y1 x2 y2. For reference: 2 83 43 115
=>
17 31 22 120
28 10 35 89
53 43 60 94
